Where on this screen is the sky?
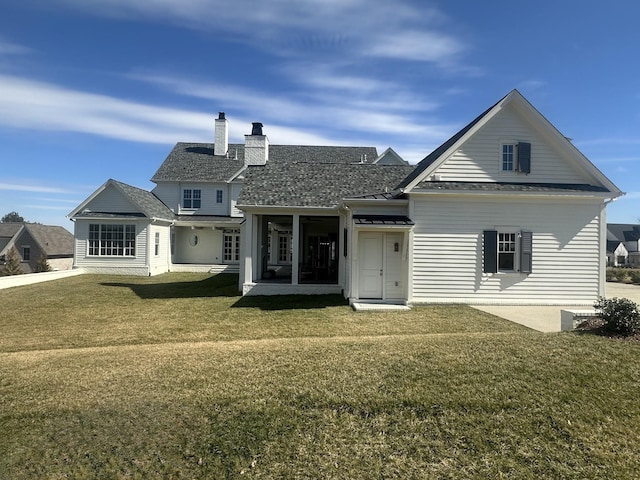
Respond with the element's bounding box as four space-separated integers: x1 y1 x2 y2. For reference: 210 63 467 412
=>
1 0 639 230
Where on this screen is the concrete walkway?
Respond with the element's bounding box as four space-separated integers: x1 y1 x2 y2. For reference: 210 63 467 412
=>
472 282 640 333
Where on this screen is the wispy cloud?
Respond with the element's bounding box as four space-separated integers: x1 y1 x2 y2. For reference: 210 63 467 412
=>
0 37 31 56
0 182 73 194
0 74 213 144
53 0 468 67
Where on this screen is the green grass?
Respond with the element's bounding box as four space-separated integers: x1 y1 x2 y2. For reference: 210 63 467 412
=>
1 273 640 479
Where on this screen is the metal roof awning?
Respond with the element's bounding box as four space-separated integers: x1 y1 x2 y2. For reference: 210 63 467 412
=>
353 215 414 227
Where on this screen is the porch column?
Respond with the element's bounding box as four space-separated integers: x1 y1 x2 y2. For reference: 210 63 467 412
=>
292 214 300 284
242 214 254 284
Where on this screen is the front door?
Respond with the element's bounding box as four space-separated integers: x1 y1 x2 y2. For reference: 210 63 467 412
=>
359 232 383 298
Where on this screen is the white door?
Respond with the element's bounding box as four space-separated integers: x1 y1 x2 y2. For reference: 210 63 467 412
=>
359 232 383 298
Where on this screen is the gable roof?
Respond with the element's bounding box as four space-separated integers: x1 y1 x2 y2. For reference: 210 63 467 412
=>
22 224 74 256
396 90 623 196
68 179 174 221
151 143 379 183
238 163 414 208
607 223 640 253
0 223 73 257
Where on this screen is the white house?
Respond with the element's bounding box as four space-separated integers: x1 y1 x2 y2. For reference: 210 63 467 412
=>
69 90 623 305
607 224 640 267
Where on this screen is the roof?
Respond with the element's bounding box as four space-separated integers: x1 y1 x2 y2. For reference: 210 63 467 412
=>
0 223 73 257
607 223 640 253
151 143 245 182
413 181 611 194
151 143 379 183
23 224 74 256
238 163 414 208
395 90 623 197
70 179 174 221
395 96 503 189
353 215 414 226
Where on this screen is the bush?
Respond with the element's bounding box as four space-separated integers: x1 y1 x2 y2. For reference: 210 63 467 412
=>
630 270 640 285
594 297 640 335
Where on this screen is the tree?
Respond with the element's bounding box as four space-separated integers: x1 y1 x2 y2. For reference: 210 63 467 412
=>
1 247 23 276
1 211 25 223
35 253 51 273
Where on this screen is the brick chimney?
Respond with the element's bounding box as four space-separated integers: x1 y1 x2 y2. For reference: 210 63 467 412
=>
214 112 228 156
244 122 269 165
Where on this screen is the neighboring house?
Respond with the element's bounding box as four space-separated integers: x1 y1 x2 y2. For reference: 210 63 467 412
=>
69 90 623 305
0 223 74 273
606 224 640 267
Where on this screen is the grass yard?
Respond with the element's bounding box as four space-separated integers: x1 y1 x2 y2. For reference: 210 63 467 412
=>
1 273 640 478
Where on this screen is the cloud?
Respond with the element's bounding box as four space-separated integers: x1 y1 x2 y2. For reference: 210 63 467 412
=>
0 74 213 144
0 37 31 56
51 0 467 66
0 182 73 194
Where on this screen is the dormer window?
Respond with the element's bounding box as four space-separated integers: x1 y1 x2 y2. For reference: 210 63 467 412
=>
183 189 201 209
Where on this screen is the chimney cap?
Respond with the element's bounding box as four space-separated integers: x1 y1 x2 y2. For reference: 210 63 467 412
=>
218 112 226 120
251 122 264 136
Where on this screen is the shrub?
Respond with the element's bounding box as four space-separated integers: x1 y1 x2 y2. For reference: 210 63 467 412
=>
594 297 640 335
629 269 640 285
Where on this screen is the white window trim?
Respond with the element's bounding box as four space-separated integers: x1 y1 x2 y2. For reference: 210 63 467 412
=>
496 227 520 274
500 142 516 172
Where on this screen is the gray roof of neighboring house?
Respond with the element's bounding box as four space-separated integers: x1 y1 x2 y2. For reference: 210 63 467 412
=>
238 163 414 208
0 223 73 257
23 224 74 257
607 223 640 253
413 181 611 193
151 143 379 183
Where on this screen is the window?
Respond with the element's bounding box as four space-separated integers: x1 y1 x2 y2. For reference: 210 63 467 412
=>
501 142 531 173
498 233 516 271
223 229 240 262
22 246 30 261
216 189 223 204
88 224 135 256
278 232 292 263
183 189 201 209
502 144 514 171
483 230 532 274
154 232 160 256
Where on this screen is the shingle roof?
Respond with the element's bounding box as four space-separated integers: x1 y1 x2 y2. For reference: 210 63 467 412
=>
607 223 640 253
23 224 73 257
109 180 174 219
238 163 414 207
414 181 610 194
151 143 245 182
0 223 23 238
353 215 414 226
151 143 379 183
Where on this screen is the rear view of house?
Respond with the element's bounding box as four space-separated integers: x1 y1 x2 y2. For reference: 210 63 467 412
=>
69 91 623 305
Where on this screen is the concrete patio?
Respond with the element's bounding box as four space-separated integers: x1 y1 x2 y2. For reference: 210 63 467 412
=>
472 282 640 333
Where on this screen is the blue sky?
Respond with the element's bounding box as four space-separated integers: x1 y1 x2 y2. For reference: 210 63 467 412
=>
1 1 639 229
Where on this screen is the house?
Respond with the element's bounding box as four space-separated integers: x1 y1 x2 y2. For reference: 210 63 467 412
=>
0 223 74 272
606 224 640 267
69 90 623 305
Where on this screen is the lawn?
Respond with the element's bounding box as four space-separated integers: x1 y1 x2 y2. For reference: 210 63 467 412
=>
1 273 639 479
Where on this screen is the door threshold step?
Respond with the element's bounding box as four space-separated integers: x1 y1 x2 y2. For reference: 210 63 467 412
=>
351 302 410 311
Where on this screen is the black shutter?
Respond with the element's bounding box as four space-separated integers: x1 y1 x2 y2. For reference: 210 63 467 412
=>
520 231 533 274
517 142 531 174
343 228 348 257
483 230 498 273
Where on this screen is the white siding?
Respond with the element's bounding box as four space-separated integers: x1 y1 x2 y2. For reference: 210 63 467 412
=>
434 105 589 184
384 233 404 299
73 219 150 275
172 227 223 264
410 195 603 305
152 183 180 212
148 224 171 275
85 184 139 213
